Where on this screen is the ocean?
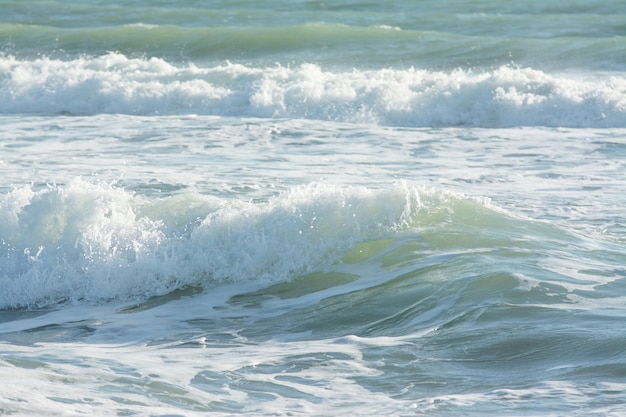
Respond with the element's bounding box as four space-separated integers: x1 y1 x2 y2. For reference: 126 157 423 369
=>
1 1 625 415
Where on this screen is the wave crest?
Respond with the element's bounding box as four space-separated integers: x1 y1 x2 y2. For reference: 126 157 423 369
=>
2 53 624 127
0 180 423 308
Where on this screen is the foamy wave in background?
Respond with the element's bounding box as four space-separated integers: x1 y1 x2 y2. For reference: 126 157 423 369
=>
1 53 624 127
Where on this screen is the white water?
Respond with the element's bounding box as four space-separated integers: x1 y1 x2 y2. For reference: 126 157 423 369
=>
2 54 624 127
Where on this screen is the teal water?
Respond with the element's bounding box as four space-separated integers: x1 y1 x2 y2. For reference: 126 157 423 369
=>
2 0 625 69
1 1 625 416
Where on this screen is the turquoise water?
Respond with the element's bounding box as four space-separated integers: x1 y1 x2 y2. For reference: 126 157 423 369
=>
1 1 626 416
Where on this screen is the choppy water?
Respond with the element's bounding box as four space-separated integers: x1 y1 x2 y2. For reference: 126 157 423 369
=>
1 1 625 416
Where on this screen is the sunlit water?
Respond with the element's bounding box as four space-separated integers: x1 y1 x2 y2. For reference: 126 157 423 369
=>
1 1 625 416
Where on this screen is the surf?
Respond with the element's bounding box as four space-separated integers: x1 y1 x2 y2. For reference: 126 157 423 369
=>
3 177 620 312
1 54 624 127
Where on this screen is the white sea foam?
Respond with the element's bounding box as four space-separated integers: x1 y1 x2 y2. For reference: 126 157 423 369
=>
0 334 413 416
1 53 624 127
0 179 422 309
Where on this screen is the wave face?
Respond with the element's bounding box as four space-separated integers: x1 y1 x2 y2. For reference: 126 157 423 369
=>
1 54 624 127
2 22 624 70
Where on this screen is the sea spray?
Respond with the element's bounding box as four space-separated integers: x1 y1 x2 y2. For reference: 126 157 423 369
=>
2 54 624 127
0 180 426 308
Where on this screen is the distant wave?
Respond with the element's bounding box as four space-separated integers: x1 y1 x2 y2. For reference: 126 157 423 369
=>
2 20 624 69
1 53 624 127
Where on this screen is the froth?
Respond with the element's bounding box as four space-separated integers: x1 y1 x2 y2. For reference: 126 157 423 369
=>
0 180 165 308
1 53 624 127
0 179 422 309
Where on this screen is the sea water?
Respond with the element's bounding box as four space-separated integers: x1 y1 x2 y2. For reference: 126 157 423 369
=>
1 1 625 416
